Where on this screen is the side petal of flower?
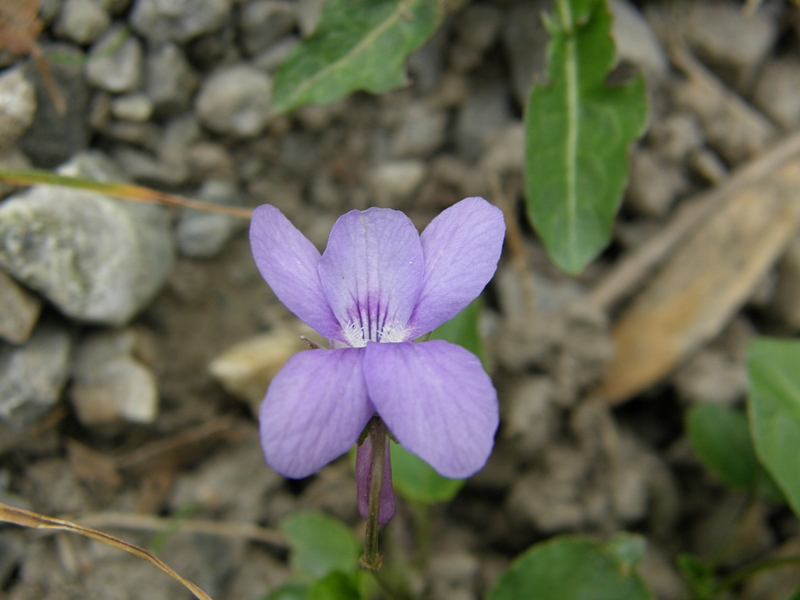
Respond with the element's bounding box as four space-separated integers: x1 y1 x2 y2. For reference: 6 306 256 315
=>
260 347 373 478
319 208 425 346
407 197 505 337
364 340 498 479
250 205 343 341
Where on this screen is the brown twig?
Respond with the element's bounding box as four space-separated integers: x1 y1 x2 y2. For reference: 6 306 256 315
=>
72 512 288 549
0 502 213 600
590 129 800 310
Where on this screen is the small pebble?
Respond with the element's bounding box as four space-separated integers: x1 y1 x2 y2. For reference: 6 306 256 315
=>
195 64 273 137
110 93 153 122
54 0 111 45
86 24 143 93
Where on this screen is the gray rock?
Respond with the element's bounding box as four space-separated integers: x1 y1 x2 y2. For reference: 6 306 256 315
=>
113 144 189 185
169 432 282 521
110 92 153 121
647 1 776 89
368 160 426 208
455 3 502 53
672 349 747 405
0 532 23 590
429 552 480 600
753 57 800 130
647 112 704 164
130 0 233 44
407 26 448 93
196 64 272 137
503 0 551 105
54 0 111 45
145 42 199 116
176 180 246 258
502 376 558 455
186 141 236 181
19 44 89 168
70 328 158 425
240 0 297 56
0 322 71 431
0 67 36 151
626 148 690 218
0 148 32 199
456 80 513 160
609 0 668 83
0 270 41 345
252 35 299 72
0 152 175 325
86 24 143 93
390 101 447 157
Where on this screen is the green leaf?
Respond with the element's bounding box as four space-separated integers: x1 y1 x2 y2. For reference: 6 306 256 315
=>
677 554 715 600
264 582 310 600
281 512 361 579
429 297 487 370
306 572 361 600
272 0 442 113
686 404 759 489
747 338 800 517
487 535 654 600
603 532 647 576
524 0 648 274
390 441 464 504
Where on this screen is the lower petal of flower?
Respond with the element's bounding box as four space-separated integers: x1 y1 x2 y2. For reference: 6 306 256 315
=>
259 347 373 479
363 340 499 479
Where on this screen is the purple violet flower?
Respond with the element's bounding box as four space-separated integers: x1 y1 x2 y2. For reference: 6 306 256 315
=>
249 196 505 520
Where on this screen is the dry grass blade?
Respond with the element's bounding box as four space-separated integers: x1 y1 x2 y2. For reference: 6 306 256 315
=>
0 501 214 600
0 169 254 219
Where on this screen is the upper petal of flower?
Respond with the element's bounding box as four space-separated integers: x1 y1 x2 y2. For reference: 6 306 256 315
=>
259 347 373 478
406 197 505 337
319 208 424 347
250 205 344 340
364 340 499 479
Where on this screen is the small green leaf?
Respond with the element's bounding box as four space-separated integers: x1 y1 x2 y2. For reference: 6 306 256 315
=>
686 404 759 489
747 338 800 517
429 297 487 370
486 535 654 600
272 0 442 113
677 554 715 600
524 0 648 274
306 572 361 600
281 512 361 579
390 441 464 504
264 582 310 600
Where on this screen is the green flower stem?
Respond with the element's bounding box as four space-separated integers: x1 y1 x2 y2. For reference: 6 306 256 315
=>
716 554 800 594
361 418 387 570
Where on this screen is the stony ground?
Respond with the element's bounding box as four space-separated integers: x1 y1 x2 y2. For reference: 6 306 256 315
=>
2 0 800 599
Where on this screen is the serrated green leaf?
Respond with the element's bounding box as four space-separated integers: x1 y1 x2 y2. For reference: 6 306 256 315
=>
281 512 361 579
487 535 654 600
524 0 647 274
686 404 759 489
747 338 800 517
272 0 441 113
390 441 464 504
429 297 487 370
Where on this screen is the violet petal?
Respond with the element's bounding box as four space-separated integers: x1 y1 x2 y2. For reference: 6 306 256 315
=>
259 347 373 478
356 433 397 525
364 340 499 478
406 197 505 337
319 208 424 347
250 205 343 341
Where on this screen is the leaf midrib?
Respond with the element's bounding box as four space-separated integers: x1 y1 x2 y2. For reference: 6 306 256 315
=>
558 0 579 269
284 0 415 108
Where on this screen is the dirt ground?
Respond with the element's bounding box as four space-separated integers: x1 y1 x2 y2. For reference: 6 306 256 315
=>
3 0 800 599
